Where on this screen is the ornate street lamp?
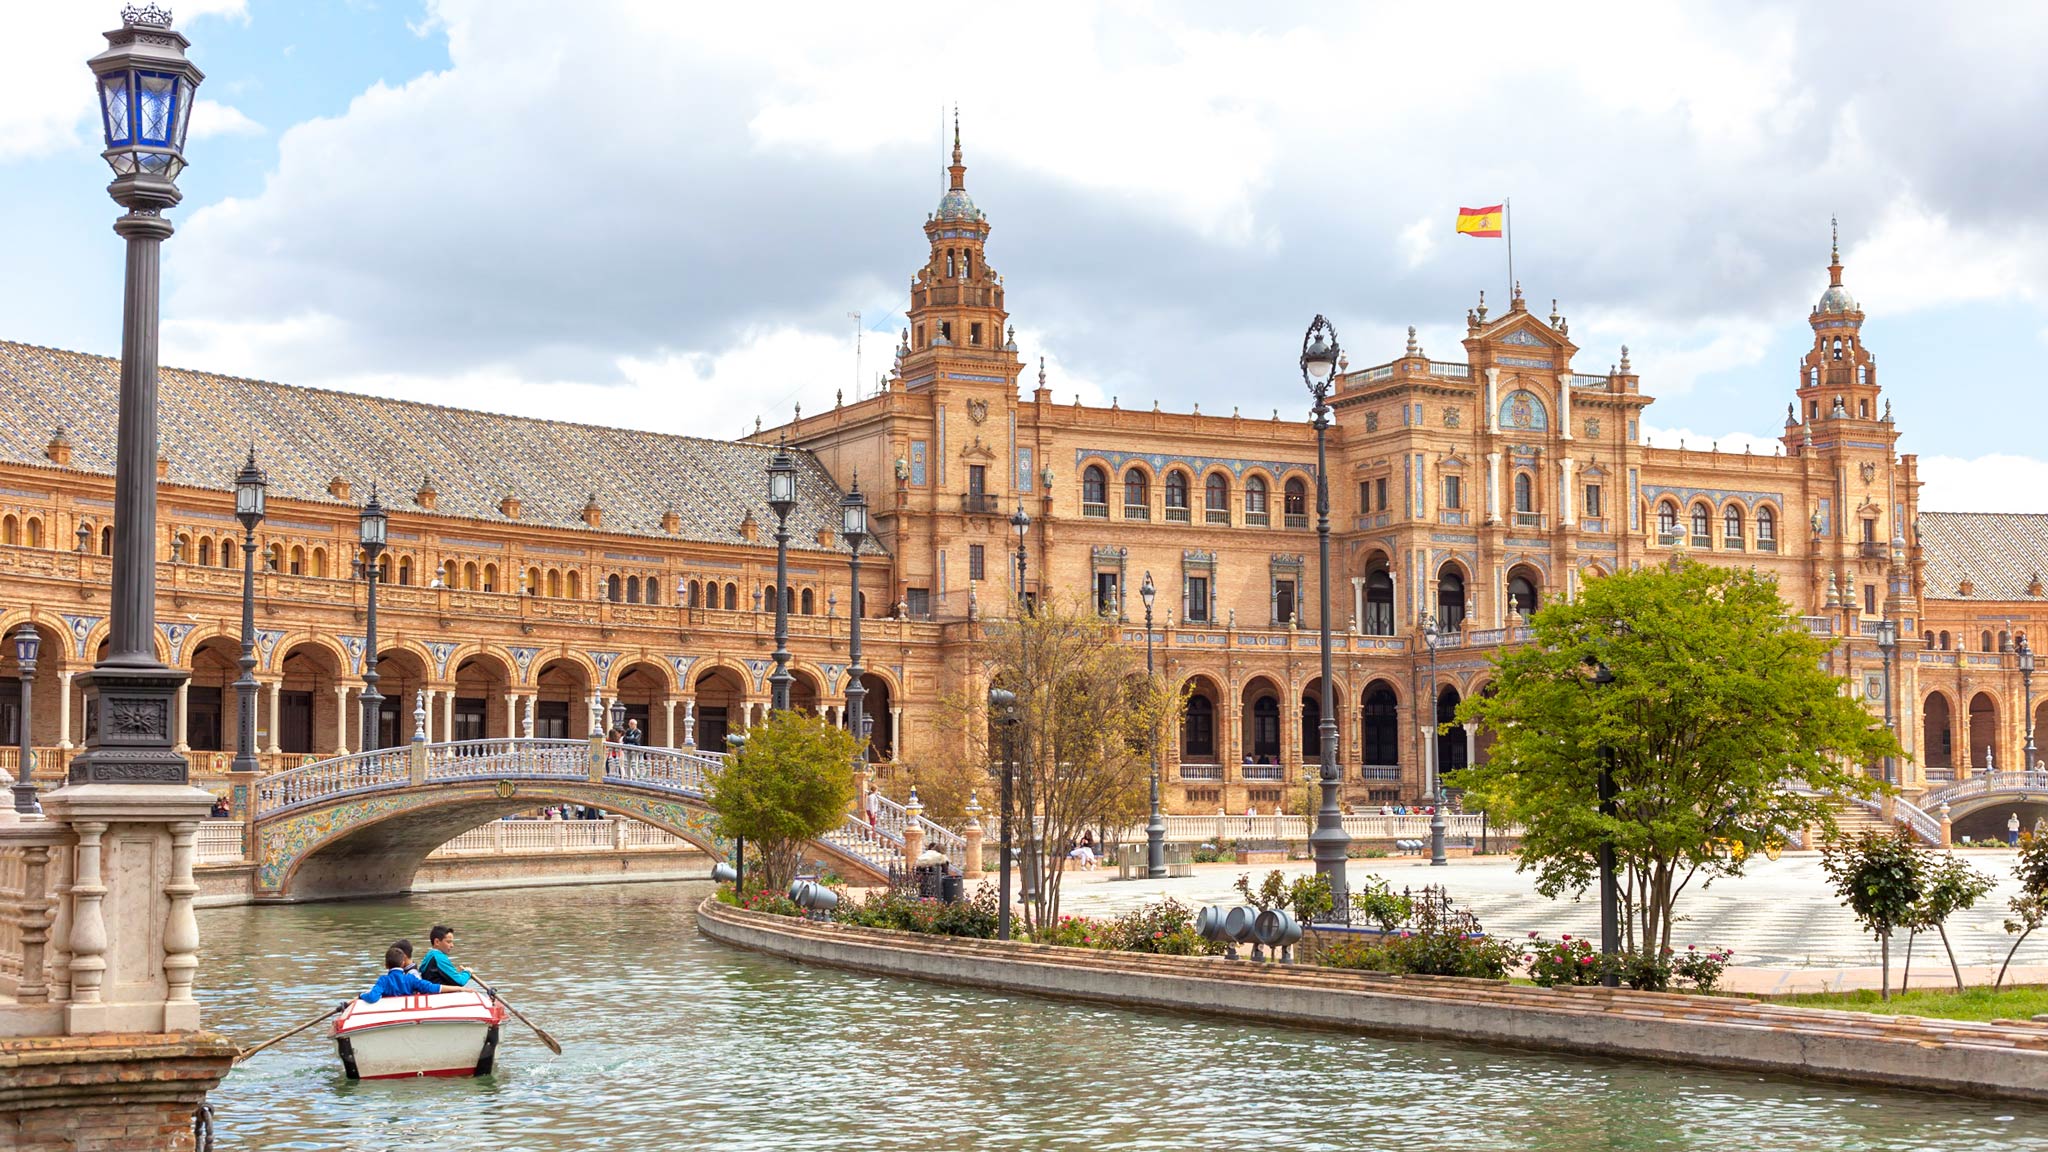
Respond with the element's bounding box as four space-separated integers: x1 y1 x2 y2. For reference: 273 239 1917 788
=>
1588 658 1620 987
2021 633 2036 772
841 479 869 758
1140 572 1166 878
988 686 1019 939
12 627 41 814
1423 613 1447 866
1301 315 1350 907
609 699 627 736
232 451 266 774
766 444 798 712
1876 619 1899 787
1011 501 1031 611
358 490 387 750
71 6 205 786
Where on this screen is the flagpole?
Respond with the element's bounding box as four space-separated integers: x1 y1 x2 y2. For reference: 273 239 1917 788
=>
1505 197 1514 300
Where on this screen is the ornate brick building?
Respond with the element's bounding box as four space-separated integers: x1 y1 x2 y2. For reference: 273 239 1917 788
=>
0 132 2042 822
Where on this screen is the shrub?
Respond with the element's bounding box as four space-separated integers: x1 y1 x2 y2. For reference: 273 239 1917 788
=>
1524 934 1730 993
1671 945 1733 993
1525 933 1604 987
1101 898 1226 956
1353 878 1414 933
1032 915 1108 948
1318 931 1517 979
833 884 1000 938
1234 870 1334 923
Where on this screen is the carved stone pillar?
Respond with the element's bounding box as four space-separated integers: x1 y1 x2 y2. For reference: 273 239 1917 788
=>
162 819 200 1030
333 684 352 755
266 678 283 755
1561 456 1575 527
65 821 108 1013
56 670 74 750
441 688 456 743
171 681 189 754
662 698 677 747
682 698 697 747
889 706 902 762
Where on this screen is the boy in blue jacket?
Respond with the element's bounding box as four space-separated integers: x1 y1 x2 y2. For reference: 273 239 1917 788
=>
361 945 460 1002
417 925 472 988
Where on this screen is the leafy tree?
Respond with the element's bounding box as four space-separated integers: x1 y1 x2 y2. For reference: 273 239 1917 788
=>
1452 561 1896 952
932 596 1179 930
1822 829 1924 999
708 709 859 891
1998 834 2048 988
1903 852 1994 992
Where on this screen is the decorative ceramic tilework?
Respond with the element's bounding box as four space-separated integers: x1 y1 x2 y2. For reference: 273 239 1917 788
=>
61 614 101 659
509 646 540 684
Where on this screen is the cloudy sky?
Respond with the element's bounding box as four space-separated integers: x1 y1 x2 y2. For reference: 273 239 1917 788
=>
6 1 2048 510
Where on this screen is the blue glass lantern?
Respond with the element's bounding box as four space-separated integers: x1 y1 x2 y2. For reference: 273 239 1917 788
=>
88 5 204 189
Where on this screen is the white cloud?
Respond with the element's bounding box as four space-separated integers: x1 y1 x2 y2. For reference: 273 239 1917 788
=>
1918 455 2048 513
1846 198 2039 314
188 100 262 140
1640 423 1787 457
1397 217 1437 271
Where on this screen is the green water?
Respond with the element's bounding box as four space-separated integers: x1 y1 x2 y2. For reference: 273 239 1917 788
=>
200 880 2048 1150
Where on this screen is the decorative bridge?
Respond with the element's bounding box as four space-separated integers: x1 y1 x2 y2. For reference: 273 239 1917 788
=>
1915 771 2048 840
249 734 963 901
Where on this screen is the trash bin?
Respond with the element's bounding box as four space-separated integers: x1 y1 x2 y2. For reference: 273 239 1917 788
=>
913 863 950 899
940 873 964 904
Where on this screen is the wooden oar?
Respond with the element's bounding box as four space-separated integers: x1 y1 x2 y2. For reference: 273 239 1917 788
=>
235 1001 350 1064
470 973 562 1055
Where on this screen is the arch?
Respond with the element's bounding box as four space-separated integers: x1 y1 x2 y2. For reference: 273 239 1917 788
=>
1939 630 1952 651
197 537 214 566
526 566 542 596
448 653 514 740
692 664 751 749
1506 564 1540 616
2000 630 2012 652
1970 692 1999 771
1122 465 1150 514
1 515 16 545
480 563 496 593
546 569 562 597
1512 472 1533 513
218 537 236 568
1923 630 1936 650
1361 680 1399 767
1982 631 1995 654
1436 561 1468 631
612 659 672 743
646 579 660 606
1203 471 1231 521
854 671 894 761
1363 552 1394 637
1244 474 1270 518
1722 503 1744 544
686 579 702 608
722 581 737 611
1240 675 1283 765
91 523 104 554
396 555 413 586
1283 475 1309 518
275 639 346 755
1755 504 1777 545
1300 677 1337 761
534 657 596 739
567 570 583 599
624 574 640 604
1498 389 1549 431
1164 469 1191 518
1177 674 1222 762
1082 464 1109 507
288 545 306 575
1690 502 1712 543
1436 684 1467 776
263 542 281 572
785 666 823 714
800 588 815 616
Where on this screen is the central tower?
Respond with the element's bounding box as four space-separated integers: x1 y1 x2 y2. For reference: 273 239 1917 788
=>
902 111 1014 371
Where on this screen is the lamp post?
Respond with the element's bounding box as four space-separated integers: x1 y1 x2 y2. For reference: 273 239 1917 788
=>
358 491 387 751
989 686 1018 939
1008 501 1034 907
609 699 626 738
1301 316 1351 906
727 731 748 893
1876 619 1898 787
841 480 869 757
12 628 40 814
2021 633 2036 773
1140 572 1165 878
70 8 205 787
1589 658 1620 987
1424 613 1447 866
766 444 797 712
232 451 266 775
1011 502 1031 612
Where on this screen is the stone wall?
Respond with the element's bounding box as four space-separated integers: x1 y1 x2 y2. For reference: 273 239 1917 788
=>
0 1033 234 1152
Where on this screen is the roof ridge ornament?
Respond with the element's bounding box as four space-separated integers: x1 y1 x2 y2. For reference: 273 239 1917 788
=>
121 3 173 28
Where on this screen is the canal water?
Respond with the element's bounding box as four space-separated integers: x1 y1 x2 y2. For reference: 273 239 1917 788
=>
202 880 2048 1150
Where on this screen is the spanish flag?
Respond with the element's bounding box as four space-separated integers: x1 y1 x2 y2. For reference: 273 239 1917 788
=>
1456 205 1504 238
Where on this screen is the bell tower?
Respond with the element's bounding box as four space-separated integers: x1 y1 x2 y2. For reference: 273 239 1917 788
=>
1790 217 1883 429
901 110 1016 379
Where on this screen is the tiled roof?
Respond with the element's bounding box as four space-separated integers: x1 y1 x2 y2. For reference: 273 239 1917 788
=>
1918 512 2048 601
0 340 857 554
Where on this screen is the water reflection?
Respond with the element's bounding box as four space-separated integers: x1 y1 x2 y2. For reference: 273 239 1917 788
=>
200 881 2048 1151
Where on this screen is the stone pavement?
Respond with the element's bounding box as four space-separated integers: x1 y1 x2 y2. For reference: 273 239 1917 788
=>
1043 849 2048 991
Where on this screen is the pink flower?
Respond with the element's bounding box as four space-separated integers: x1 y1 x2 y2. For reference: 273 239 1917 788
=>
1527 931 1539 939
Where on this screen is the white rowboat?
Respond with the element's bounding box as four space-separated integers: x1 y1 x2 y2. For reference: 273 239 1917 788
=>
332 989 508 1080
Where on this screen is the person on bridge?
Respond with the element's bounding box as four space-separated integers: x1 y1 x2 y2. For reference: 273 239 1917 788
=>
417 926 473 988
2011 812 2024 847
360 945 461 1003
623 718 645 746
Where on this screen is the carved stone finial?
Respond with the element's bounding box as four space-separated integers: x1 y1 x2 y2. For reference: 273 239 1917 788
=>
1476 290 1488 323
1882 399 1893 422
1038 356 1047 388
1619 344 1631 373
121 3 174 28
835 388 843 408
1405 325 1419 356
1549 299 1561 328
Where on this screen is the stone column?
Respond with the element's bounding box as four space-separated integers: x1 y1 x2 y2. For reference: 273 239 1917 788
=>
1483 367 1499 431
66 821 109 1013
1486 452 1502 524
502 692 517 739
1560 456 1575 527
682 698 696 747
172 681 189 754
56 670 74 750
662 699 677 747
1351 577 1365 632
441 688 456 743
1558 377 1573 441
334 685 352 755
266 678 283 755
963 793 986 879
163 820 200 1030
889 706 902 762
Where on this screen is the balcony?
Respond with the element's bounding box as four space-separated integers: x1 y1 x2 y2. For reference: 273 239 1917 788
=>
1758 537 1778 552
1723 537 1745 552
960 493 1002 516
1360 765 1402 782
1082 502 1109 520
1205 508 1230 525
1658 532 1682 546
1860 541 1890 560
1514 512 1546 530
1246 511 1270 527
1243 764 1285 781
1165 506 1190 523
1179 763 1224 781
1123 504 1151 521
1691 534 1712 549
1283 512 1309 529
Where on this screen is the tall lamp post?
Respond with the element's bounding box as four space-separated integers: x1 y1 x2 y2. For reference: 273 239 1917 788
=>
1011 502 1031 611
766 445 797 712
12 628 40 814
71 7 205 787
1876 619 1898 787
727 731 748 893
2020 633 2036 772
841 480 869 755
358 491 387 751
1009 501 1034 905
1589 659 1620 987
989 687 1019 939
1140 572 1165 878
1423 613 1447 866
1301 316 1351 906
232 451 266 775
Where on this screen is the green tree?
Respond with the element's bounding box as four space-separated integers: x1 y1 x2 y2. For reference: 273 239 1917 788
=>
708 709 859 891
1821 828 1924 999
1997 833 2048 988
1452 561 1896 953
1904 852 1995 992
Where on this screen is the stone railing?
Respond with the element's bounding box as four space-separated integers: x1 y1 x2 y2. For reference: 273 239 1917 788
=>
429 817 693 856
868 790 967 869
195 821 244 864
1850 795 1941 845
1921 770 2048 811
1147 813 1506 843
0 822 69 1008
253 745 416 815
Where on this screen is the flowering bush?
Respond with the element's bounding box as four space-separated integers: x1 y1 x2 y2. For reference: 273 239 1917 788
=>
1522 934 1733 993
1524 933 1604 987
835 885 1001 938
717 887 802 917
1318 931 1518 979
1101 898 1226 956
1671 945 1734 993
1033 914 1108 948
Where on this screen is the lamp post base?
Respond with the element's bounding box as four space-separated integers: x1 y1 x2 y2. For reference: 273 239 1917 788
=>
66 665 190 785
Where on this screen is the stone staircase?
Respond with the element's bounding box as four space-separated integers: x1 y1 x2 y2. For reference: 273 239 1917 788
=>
1830 799 1896 839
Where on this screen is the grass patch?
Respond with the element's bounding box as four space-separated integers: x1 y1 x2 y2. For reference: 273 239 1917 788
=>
1771 985 2048 1023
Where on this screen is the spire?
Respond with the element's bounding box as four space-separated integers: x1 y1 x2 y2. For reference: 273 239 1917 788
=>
948 104 965 192
1828 214 1843 287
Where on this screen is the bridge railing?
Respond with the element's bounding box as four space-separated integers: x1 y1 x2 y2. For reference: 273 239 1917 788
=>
425 738 589 784
820 816 904 878
867 791 967 868
1848 795 1942 845
255 746 414 816
1920 770 2048 812
603 743 726 795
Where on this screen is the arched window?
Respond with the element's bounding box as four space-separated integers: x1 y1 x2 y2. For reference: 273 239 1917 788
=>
376 555 392 582
173 532 190 562
2000 630 2011 652
1939 630 1950 651
96 524 109 554
547 569 562 597
1365 570 1394 636
1690 504 1711 542
1723 505 1743 543
220 538 235 567
606 574 622 602
289 545 305 575
856 590 867 618
1165 470 1190 520
1123 467 1148 510
1181 695 1215 758
2 515 17 545
1082 465 1108 508
1507 572 1538 616
268 543 284 572
1283 477 1307 516
646 579 659 605
1983 631 1996 653
1437 565 1467 631
1657 501 1678 537
480 563 495 592
1204 473 1230 523
23 518 40 549
801 588 815 615
724 582 738 610
1246 476 1269 519
687 579 701 607
1513 473 1533 513
526 566 541 595
1362 684 1399 765
783 585 796 613
461 561 477 590
1756 506 1776 544
626 575 641 604
197 537 214 566
309 547 326 578
441 559 457 587
1923 631 1935 650
567 570 582 599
